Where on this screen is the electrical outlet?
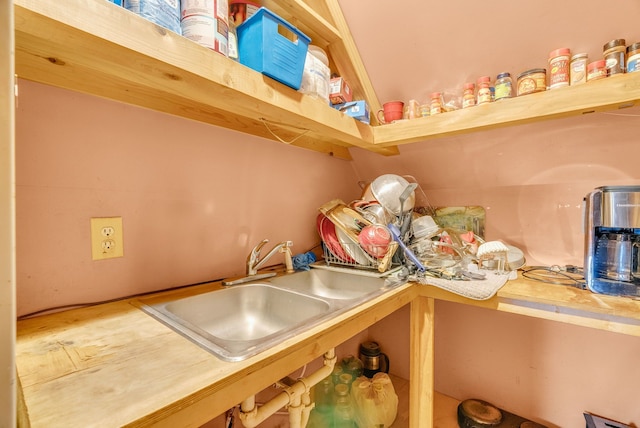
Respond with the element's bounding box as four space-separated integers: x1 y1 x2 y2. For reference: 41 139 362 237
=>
91 217 124 260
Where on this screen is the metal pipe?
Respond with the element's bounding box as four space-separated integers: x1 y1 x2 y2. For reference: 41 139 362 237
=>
238 348 336 428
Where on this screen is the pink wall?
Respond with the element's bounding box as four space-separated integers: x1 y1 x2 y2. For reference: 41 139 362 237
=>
15 80 361 316
351 111 640 267
16 78 640 426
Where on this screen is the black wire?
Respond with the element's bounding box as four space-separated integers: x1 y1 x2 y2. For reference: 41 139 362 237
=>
18 243 326 320
521 265 586 288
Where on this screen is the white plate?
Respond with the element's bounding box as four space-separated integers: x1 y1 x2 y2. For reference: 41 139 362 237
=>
336 228 376 266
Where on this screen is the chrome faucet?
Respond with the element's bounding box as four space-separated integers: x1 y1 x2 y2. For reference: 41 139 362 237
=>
222 239 294 286
247 239 294 275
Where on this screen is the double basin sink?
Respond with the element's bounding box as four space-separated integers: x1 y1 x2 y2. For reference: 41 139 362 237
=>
139 267 404 362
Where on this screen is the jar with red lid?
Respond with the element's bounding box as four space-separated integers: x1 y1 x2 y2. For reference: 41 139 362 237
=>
429 92 443 116
476 76 492 104
587 60 607 81
462 83 476 108
548 48 571 89
603 38 626 76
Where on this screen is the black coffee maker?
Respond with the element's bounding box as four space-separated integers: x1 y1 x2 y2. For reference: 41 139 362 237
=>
584 186 640 297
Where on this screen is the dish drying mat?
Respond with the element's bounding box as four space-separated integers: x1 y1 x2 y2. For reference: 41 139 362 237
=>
409 270 513 300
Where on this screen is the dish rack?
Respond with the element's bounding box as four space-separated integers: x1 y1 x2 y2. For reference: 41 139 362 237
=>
321 242 397 272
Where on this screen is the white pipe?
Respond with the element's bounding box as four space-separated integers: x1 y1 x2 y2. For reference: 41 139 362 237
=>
239 349 336 428
299 388 313 427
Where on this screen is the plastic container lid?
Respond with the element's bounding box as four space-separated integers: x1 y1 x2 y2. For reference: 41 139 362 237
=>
463 82 475 89
476 75 491 83
307 45 329 66
571 53 588 61
496 72 511 79
549 48 570 59
627 42 640 53
603 39 626 51
517 68 546 79
587 60 606 71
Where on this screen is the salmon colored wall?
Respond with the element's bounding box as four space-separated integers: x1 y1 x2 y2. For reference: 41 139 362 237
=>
15 79 361 317
16 78 640 426
349 113 640 426
351 111 640 267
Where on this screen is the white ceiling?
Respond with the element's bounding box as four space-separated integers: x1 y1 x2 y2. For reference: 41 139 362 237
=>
338 0 640 105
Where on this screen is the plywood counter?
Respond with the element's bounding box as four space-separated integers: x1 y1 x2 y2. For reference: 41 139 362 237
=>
16 273 640 427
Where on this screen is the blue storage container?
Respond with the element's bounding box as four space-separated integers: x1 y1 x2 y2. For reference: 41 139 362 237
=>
237 7 311 90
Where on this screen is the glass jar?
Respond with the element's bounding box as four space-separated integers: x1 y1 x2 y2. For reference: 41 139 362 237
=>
587 60 607 81
627 42 640 73
570 53 588 85
476 76 492 104
462 83 476 108
548 48 571 89
333 383 357 428
516 68 546 96
603 38 626 76
429 92 443 115
494 72 513 100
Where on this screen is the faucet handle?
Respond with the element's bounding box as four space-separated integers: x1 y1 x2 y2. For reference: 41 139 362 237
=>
251 239 269 257
247 239 269 275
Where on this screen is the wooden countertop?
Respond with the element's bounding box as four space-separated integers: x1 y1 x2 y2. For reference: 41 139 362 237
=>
16 278 417 427
16 272 640 427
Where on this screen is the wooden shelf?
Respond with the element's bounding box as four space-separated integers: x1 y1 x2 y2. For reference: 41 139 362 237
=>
14 0 396 160
373 73 640 147
13 0 640 159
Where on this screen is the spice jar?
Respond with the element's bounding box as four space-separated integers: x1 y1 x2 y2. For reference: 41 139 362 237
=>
570 53 588 85
548 48 571 89
494 72 513 101
603 38 626 76
406 99 421 119
429 92 443 116
627 42 640 73
462 83 476 108
476 76 492 104
587 60 607 81
517 68 546 96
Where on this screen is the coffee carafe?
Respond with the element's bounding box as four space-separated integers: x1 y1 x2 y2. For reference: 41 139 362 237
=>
584 186 640 297
359 341 390 378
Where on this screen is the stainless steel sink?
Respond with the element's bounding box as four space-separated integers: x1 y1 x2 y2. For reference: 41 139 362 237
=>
267 268 392 300
139 267 405 362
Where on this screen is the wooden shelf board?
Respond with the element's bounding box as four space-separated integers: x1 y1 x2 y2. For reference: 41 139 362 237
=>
14 1 640 158
373 73 640 147
14 0 400 158
418 273 640 337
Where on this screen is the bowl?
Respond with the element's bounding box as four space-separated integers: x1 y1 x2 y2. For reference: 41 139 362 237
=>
358 224 392 258
361 174 416 216
412 215 439 239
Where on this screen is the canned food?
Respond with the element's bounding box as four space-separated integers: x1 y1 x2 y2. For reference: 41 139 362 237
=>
570 53 588 85
517 68 547 96
587 60 607 81
627 42 640 73
548 48 570 89
603 38 626 76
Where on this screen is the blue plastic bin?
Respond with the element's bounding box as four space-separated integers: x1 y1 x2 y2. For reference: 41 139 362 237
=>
237 7 311 90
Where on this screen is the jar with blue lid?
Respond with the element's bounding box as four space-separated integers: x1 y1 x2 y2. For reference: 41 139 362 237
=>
627 42 640 73
494 72 513 101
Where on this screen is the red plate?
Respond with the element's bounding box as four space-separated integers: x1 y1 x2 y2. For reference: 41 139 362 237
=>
317 213 354 263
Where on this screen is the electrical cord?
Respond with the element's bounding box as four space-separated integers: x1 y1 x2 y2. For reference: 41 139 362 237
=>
521 264 586 289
